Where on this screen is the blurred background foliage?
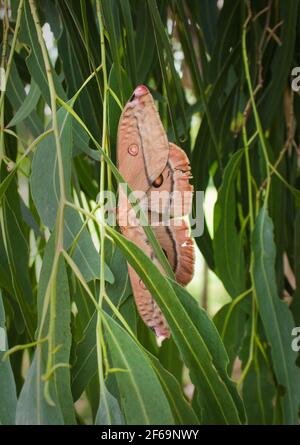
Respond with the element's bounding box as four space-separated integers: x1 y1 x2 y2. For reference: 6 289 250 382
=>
0 0 300 425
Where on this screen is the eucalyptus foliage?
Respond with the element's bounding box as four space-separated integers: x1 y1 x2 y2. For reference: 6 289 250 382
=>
0 0 300 425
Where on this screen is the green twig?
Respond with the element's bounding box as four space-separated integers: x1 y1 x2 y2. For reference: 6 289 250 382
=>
96 0 109 396
221 288 252 339
0 0 9 161
29 0 67 404
242 20 271 207
2 337 48 361
243 125 255 230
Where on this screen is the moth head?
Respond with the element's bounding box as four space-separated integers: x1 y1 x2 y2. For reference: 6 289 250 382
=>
134 84 149 97
128 84 149 103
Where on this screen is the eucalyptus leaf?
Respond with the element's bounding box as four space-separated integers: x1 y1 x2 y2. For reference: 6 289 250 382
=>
105 226 245 424
214 150 246 298
103 312 174 425
6 61 43 137
1 166 35 339
242 353 275 425
30 107 113 283
147 351 199 424
95 384 124 425
17 237 75 424
7 79 41 128
252 208 300 424
19 0 66 104
0 293 17 425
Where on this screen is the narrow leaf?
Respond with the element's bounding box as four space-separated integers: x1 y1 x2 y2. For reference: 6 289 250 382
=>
103 313 174 425
214 150 246 297
95 384 124 425
106 226 245 424
7 79 41 128
252 208 300 424
0 292 17 425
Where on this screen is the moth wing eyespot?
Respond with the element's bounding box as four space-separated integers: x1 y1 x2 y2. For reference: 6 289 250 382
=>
152 173 164 188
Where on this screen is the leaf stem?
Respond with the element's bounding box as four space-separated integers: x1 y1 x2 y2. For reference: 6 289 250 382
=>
221 287 252 339
29 0 67 403
2 337 48 361
242 20 270 207
96 0 109 391
0 0 9 161
242 125 255 231
237 293 257 389
239 21 264 390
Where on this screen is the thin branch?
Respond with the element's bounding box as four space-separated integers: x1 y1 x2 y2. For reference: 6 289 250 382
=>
29 0 68 405
0 0 24 112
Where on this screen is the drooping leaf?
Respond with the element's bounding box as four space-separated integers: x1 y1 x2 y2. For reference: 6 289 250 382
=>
100 0 123 102
135 1 156 83
7 79 41 128
242 352 275 425
102 312 174 425
1 165 35 339
30 107 113 283
0 292 17 425
214 150 246 298
119 0 137 86
71 245 131 401
213 299 249 373
16 352 65 425
291 209 300 326
71 311 97 401
57 0 102 139
259 1 298 127
147 0 187 142
105 226 245 424
6 61 43 137
158 337 183 383
19 0 66 104
95 384 124 425
252 208 300 424
107 64 132 164
147 352 199 424
16 236 75 425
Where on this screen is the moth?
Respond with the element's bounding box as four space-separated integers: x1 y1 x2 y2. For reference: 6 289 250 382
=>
117 85 194 339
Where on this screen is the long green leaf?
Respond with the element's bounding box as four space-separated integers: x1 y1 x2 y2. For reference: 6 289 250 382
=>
7 79 41 128
252 208 300 424
19 0 66 104
147 0 187 142
105 226 245 424
95 384 124 425
0 292 17 425
1 166 35 339
214 150 246 298
147 352 199 424
103 312 174 425
30 107 113 283
6 61 43 137
16 236 75 425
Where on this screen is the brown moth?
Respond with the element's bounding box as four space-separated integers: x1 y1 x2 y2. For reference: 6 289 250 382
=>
117 85 194 339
